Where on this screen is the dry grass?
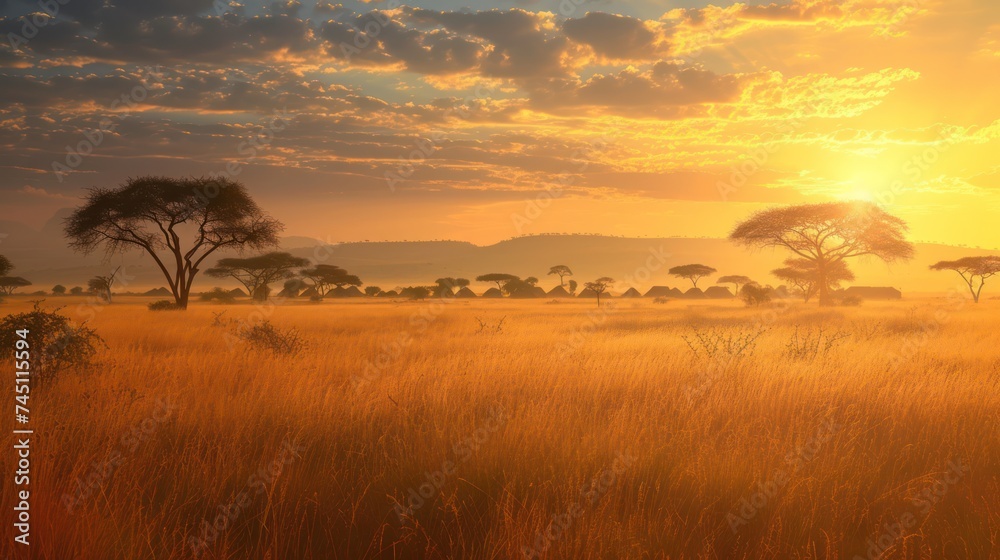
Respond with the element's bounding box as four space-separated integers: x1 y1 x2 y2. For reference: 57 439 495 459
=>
3 295 999 559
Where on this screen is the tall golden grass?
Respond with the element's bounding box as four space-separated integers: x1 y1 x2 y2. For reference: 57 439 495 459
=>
3 295 998 559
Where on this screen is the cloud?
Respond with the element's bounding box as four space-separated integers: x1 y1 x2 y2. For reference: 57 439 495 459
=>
562 12 666 61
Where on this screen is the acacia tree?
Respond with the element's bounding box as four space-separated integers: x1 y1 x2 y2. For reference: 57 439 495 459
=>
52 285 67 295
364 286 382 297
476 273 519 293
299 264 362 296
64 176 283 310
717 275 752 295
433 277 470 297
730 202 913 305
584 277 614 307
0 255 11 277
206 252 309 301
930 256 1000 303
567 279 578 295
548 265 573 287
0 277 31 295
669 264 717 288
772 258 854 302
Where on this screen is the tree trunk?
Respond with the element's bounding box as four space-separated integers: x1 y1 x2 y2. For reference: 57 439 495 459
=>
816 260 832 306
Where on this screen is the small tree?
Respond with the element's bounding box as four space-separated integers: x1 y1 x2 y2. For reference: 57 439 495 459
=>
65 176 283 309
476 273 520 293
548 265 573 287
70 286 84 295
52 285 67 295
206 252 309 302
567 279 578 295
364 286 382 297
299 264 361 296
584 277 614 307
717 275 752 295
669 264 717 288
525 276 539 286
772 259 854 303
930 256 1000 303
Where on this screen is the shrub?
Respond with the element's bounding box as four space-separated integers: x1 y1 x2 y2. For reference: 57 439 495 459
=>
785 325 851 361
148 300 180 311
0 302 105 378
237 321 305 355
741 284 772 307
681 325 767 362
653 296 669 304
200 287 236 304
840 295 863 306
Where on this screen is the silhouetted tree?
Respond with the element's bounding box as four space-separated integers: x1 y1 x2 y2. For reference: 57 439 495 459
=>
716 275 752 295
730 202 913 305
584 277 614 307
400 286 431 300
567 279 578 295
0 277 31 295
64 176 283 309
207 252 309 302
70 286 84 295
0 255 12 277
299 264 362 296
930 256 1000 303
548 265 573 287
772 259 854 302
476 273 519 293
669 264 717 288
87 266 121 303
525 276 539 286
364 286 382 297
52 285 67 295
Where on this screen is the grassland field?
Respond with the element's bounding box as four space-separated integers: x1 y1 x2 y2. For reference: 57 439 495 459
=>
2 295 998 559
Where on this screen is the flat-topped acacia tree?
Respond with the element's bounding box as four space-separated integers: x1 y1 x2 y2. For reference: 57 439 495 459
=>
64 176 283 310
730 202 914 305
929 256 1000 303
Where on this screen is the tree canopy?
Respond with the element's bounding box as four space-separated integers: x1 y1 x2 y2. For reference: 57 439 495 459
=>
717 275 753 292
476 273 520 292
584 276 614 306
0 277 32 295
64 176 283 309
548 265 573 287
206 252 310 301
299 264 362 296
930 256 1000 303
0 254 12 277
669 264 717 288
730 202 913 304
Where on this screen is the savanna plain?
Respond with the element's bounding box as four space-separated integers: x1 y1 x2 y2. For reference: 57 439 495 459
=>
3 295 998 560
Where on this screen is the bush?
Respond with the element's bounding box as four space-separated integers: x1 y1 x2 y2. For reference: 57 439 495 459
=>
237 321 305 355
148 300 180 311
200 287 236 304
840 295 863 306
0 302 105 378
741 284 772 307
653 296 670 304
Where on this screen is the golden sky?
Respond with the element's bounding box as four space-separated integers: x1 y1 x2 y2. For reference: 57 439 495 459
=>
0 0 997 248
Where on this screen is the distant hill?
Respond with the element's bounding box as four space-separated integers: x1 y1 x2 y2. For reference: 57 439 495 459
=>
1 211 996 294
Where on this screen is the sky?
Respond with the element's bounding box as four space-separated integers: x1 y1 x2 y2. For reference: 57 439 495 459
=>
0 0 997 247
